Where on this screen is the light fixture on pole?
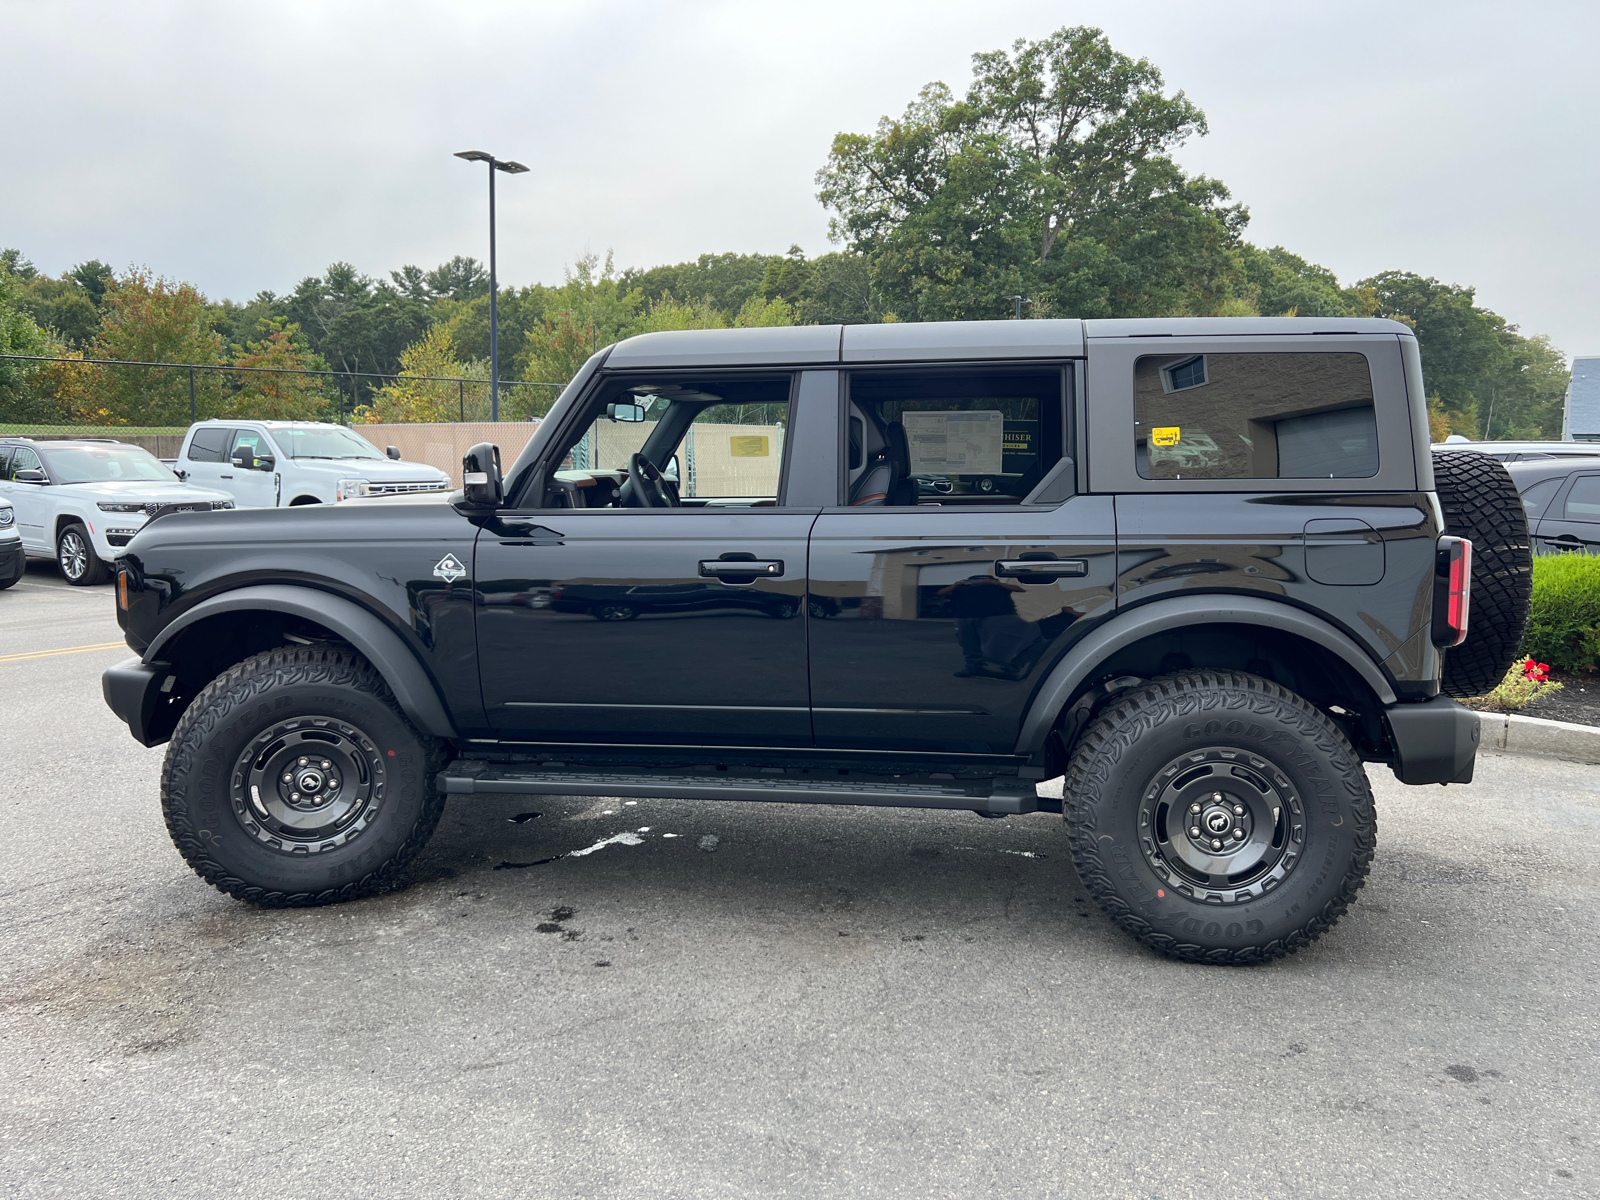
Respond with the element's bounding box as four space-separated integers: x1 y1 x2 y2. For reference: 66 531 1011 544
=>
454 150 529 422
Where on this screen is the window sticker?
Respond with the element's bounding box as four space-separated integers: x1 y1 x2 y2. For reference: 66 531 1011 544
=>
1151 427 1182 447
728 435 770 458
903 410 1004 475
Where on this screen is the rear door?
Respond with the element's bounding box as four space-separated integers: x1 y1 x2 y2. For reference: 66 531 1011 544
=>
1532 472 1600 554
806 362 1117 754
181 426 233 494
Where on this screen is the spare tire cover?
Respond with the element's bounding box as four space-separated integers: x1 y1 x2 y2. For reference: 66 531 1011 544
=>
1432 450 1533 698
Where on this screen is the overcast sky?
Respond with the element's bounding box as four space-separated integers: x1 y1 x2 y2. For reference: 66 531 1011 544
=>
3 0 1597 355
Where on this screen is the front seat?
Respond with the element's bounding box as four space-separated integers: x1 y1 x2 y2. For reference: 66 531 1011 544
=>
849 415 917 506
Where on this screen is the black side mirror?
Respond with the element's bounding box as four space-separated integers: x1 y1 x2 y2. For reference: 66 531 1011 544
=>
462 442 502 507
386 446 401 460
231 450 256 470
13 469 46 484
173 468 189 482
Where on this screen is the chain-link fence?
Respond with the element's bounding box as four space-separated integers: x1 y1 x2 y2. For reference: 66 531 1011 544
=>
0 353 562 431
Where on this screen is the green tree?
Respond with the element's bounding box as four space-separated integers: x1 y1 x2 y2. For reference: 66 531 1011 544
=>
620 252 781 317
759 246 876 324
224 317 334 421
817 26 1246 321
0 261 52 420
1232 245 1357 318
90 267 226 424
355 323 488 423
283 263 432 398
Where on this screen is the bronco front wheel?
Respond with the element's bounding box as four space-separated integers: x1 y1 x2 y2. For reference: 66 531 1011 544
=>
160 647 448 907
1064 670 1375 964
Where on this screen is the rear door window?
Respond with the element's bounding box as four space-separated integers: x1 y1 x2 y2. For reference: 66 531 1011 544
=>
1562 475 1600 520
187 427 232 463
1519 478 1560 519
1135 352 1378 480
843 368 1064 505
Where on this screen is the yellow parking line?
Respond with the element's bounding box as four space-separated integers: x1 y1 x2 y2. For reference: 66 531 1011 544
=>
0 640 128 664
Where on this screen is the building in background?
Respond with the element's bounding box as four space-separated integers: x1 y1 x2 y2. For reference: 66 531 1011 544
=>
1563 357 1600 441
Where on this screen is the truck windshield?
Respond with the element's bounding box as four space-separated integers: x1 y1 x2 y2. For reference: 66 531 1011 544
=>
273 426 385 460
39 445 176 483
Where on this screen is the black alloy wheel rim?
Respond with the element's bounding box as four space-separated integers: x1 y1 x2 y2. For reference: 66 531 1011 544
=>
229 716 386 853
58 530 88 580
1137 746 1305 905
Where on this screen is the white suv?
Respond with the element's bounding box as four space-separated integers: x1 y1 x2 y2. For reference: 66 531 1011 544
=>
0 438 235 586
176 421 451 508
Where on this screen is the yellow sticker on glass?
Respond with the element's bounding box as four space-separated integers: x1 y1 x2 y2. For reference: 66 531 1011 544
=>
729 435 769 457
1151 427 1181 447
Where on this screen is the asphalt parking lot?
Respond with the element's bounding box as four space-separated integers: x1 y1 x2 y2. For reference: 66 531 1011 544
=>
2 559 1597 1198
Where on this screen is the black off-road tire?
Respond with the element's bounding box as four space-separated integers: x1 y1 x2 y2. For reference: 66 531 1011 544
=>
160 647 449 907
1064 671 1375 965
1432 450 1533 698
57 522 109 586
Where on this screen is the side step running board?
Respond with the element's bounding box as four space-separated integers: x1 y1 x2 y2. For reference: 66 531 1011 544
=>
437 761 1051 816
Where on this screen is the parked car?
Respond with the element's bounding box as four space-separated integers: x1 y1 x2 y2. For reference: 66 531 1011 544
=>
0 438 234 586
176 420 451 508
0 499 23 590
106 317 1528 964
1433 438 1600 462
1504 455 1600 554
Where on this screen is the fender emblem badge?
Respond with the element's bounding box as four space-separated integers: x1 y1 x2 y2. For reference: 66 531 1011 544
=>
432 554 466 583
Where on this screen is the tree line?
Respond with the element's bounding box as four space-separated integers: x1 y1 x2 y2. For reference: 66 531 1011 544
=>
0 26 1571 437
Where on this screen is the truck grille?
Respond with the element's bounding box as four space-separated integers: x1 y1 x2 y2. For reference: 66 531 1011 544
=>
360 481 450 496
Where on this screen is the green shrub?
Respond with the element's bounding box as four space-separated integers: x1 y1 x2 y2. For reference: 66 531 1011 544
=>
1522 553 1600 672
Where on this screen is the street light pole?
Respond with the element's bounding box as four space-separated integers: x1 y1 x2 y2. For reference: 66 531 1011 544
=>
454 150 529 422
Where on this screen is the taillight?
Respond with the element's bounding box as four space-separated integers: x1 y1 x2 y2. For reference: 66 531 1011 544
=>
117 568 130 612
1433 536 1472 648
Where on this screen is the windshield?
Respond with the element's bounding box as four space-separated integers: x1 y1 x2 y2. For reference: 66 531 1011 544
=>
39 445 176 484
272 426 385 460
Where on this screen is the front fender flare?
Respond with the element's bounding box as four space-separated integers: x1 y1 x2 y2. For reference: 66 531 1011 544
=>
145 584 459 739
1015 594 1399 754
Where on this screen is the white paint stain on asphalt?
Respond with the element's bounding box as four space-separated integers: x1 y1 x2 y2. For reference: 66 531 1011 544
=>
568 830 646 857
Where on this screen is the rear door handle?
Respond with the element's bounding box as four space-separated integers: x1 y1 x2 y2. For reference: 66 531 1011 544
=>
700 559 784 578
219 474 233 479
995 558 1088 578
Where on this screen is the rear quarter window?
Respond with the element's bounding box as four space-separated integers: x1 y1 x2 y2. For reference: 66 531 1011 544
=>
187 427 231 463
1135 352 1377 480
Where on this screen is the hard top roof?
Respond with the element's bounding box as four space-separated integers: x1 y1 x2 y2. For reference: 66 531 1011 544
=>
603 316 1413 370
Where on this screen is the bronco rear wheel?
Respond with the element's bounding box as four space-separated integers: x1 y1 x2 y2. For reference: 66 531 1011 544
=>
1064 670 1375 964
1432 450 1533 698
160 647 448 907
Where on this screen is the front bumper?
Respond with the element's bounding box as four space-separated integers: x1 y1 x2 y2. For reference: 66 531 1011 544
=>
1385 696 1480 784
102 656 173 747
0 540 24 586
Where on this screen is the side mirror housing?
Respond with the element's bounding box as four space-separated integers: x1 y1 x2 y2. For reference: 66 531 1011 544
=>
13 469 46 484
255 455 275 472
606 402 646 423
386 446 401 460
172 468 189 482
461 442 503 507
231 450 256 471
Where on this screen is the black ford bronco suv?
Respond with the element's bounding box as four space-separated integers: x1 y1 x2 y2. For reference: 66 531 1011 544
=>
103 318 1531 964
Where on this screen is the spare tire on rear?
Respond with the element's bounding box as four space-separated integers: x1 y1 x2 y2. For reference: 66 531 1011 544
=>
1432 450 1533 698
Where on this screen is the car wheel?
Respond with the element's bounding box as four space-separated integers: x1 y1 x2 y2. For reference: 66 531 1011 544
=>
1431 450 1533 697
771 600 799 619
807 599 833 619
57 522 109 586
1064 670 1375 965
594 604 639 621
160 647 449 907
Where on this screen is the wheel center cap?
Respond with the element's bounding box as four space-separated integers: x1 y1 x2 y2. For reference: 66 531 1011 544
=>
1205 809 1231 835
296 768 325 793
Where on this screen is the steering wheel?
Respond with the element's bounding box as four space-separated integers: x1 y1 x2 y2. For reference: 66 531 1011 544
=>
624 452 677 508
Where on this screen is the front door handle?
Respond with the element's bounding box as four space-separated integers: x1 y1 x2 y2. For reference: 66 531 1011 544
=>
995 558 1088 578
699 559 784 578
219 473 233 479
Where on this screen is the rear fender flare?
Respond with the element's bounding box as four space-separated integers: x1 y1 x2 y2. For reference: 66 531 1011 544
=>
145 584 458 739
1015 594 1398 754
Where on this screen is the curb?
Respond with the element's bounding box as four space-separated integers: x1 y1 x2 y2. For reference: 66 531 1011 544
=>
1475 710 1600 762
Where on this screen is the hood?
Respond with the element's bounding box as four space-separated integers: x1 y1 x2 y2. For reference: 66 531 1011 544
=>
58 480 236 504
283 457 451 482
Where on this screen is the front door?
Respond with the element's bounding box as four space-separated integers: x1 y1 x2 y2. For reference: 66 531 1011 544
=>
806 363 1118 754
224 429 280 509
475 370 816 746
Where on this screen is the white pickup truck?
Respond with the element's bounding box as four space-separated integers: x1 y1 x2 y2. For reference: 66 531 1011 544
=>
175 420 452 508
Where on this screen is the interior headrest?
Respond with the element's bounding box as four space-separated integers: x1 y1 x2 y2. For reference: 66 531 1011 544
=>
885 422 909 474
